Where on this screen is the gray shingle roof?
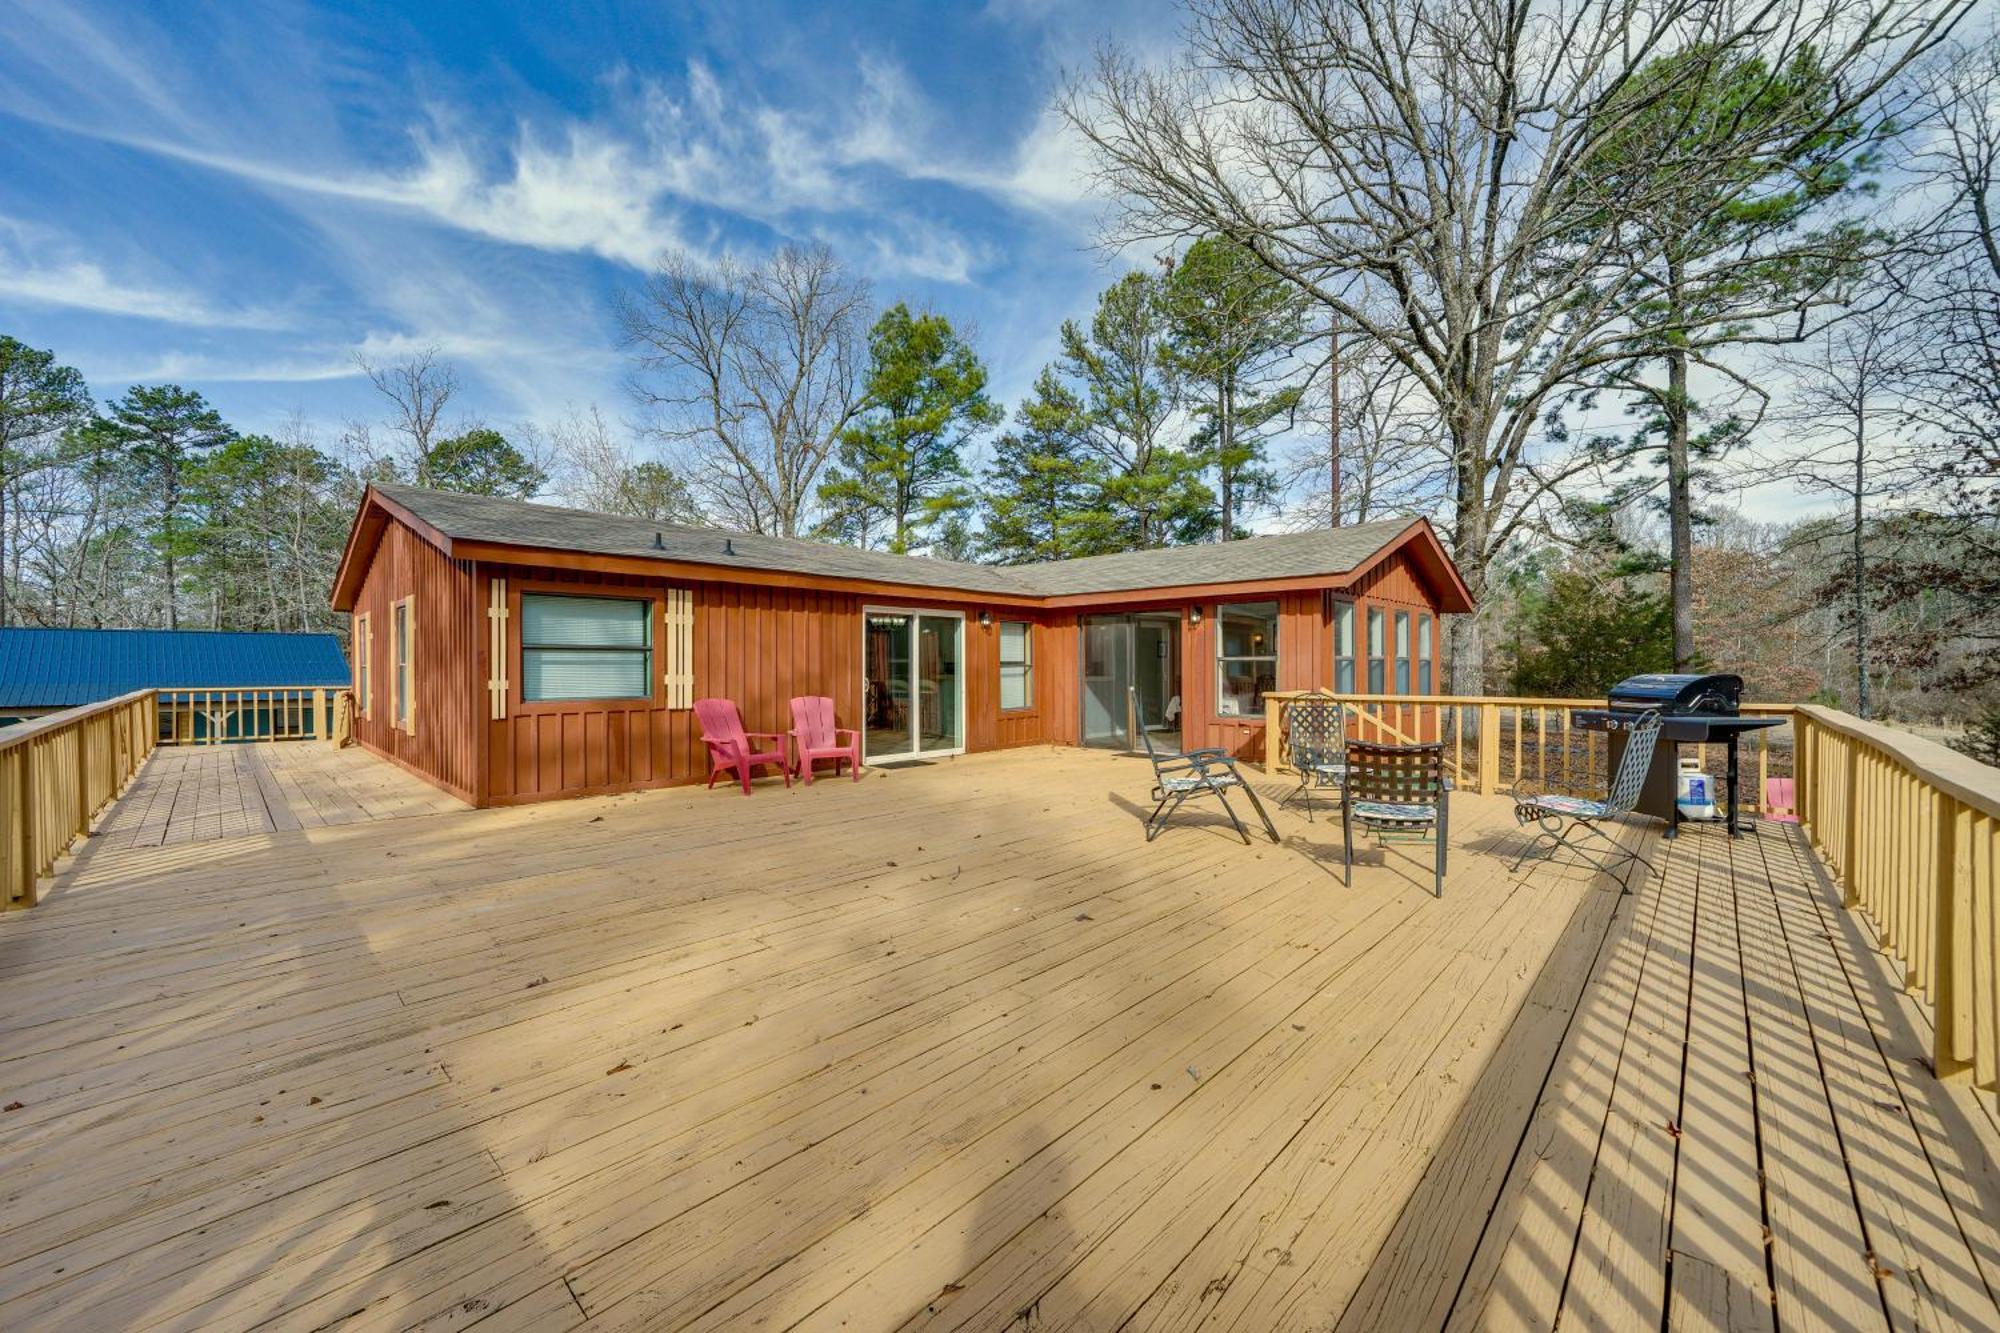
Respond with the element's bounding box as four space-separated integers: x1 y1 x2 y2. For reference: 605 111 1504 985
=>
374 483 1412 600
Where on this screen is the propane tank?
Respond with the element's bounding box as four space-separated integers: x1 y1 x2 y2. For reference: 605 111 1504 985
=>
1676 756 1718 821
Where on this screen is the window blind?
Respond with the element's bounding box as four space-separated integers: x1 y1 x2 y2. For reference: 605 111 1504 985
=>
522 593 652 702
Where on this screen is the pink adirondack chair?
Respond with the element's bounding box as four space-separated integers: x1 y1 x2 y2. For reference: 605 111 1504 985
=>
695 698 791 795
1764 776 1800 823
789 696 862 784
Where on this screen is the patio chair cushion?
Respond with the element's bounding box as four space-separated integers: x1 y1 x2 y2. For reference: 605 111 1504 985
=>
1350 800 1436 824
1514 793 1611 821
1159 768 1244 794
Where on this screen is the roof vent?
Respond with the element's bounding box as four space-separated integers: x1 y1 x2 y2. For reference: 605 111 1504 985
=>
652 531 665 550
723 538 737 556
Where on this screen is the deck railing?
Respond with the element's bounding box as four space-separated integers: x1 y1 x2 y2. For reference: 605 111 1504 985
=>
2 685 343 910
1262 691 1796 808
1793 706 1999 1092
0 689 157 910
1262 690 1996 1099
156 686 339 745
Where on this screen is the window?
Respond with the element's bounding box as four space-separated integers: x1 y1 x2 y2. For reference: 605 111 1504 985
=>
1215 601 1279 716
521 593 653 702
1333 601 1355 694
392 598 412 731
999 621 1033 710
1366 607 1385 694
1418 615 1434 693
354 613 372 719
1394 611 1411 694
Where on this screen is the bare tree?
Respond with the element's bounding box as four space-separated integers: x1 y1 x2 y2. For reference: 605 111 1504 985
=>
545 405 706 525
1063 0 1970 686
621 245 869 536
1284 342 1442 527
1752 302 1925 718
358 347 458 488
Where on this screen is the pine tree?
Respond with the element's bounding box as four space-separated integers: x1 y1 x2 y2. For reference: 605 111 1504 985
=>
1055 272 1213 548
979 370 1122 563
817 305 999 553
1161 236 1309 539
103 385 233 628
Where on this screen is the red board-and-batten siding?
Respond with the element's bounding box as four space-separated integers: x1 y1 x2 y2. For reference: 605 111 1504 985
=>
345 517 1453 806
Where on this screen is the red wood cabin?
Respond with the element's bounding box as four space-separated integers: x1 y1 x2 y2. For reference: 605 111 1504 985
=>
329 484 1476 806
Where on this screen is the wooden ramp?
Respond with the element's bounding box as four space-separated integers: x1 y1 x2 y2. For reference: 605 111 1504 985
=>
0 746 1992 1331
89 741 464 848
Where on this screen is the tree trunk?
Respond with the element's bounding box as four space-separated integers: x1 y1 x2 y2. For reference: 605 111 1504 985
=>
1853 418 1869 719
0 479 10 628
1665 348 1696 669
1328 322 1342 528
1219 376 1235 542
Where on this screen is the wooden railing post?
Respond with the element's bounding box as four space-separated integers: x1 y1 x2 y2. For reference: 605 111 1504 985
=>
1477 703 1500 796
1933 795 1974 1083
1263 695 1282 775
22 733 44 910
1841 737 1862 906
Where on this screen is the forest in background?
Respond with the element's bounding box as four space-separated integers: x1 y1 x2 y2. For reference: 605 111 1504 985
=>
1 1 1996 756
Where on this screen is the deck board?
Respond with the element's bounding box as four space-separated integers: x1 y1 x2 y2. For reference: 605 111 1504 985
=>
0 744 1994 1331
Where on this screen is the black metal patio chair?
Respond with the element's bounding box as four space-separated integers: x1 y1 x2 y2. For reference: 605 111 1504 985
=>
1510 709 1663 882
1278 692 1347 821
1130 688 1278 845
1341 740 1449 897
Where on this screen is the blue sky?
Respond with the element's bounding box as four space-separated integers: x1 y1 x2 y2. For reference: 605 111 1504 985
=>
0 0 1164 443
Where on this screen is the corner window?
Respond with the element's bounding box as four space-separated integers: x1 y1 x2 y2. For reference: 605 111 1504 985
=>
1366 608 1385 694
392 599 412 730
354 613 372 719
999 621 1033 710
521 593 653 702
1215 601 1279 717
1418 615 1434 693
1394 610 1411 695
1333 600 1355 693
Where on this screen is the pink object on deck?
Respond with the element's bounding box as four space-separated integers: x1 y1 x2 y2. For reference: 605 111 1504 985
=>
790 695 862 784
695 698 791 795
1764 776 1800 823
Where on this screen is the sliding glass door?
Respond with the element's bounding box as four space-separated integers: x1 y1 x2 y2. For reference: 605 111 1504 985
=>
1080 613 1181 750
862 609 963 762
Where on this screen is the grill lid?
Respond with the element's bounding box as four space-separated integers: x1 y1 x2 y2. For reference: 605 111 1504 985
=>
1605 672 1743 716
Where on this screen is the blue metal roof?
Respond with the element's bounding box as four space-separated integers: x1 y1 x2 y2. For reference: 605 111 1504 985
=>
0 628 350 708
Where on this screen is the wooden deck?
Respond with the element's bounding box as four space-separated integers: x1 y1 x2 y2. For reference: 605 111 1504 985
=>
91 741 465 847
0 746 1993 1331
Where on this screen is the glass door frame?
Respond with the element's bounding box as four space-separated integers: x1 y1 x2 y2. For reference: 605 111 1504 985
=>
1078 612 1183 751
860 606 966 764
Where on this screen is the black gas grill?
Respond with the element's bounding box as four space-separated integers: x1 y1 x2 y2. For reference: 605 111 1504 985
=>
1573 673 1782 836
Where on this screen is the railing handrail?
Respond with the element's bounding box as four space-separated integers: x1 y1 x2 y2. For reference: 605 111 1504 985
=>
152 682 348 692
1796 703 2000 822
1262 688 1795 715
0 688 160 753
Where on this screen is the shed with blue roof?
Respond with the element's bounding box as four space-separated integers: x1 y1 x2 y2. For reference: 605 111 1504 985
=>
0 628 350 725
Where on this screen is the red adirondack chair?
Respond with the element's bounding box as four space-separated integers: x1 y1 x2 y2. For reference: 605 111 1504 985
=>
695 698 791 795
789 695 862 784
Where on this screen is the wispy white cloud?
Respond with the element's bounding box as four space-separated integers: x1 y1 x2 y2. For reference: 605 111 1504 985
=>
0 217 284 328
5 49 1085 279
